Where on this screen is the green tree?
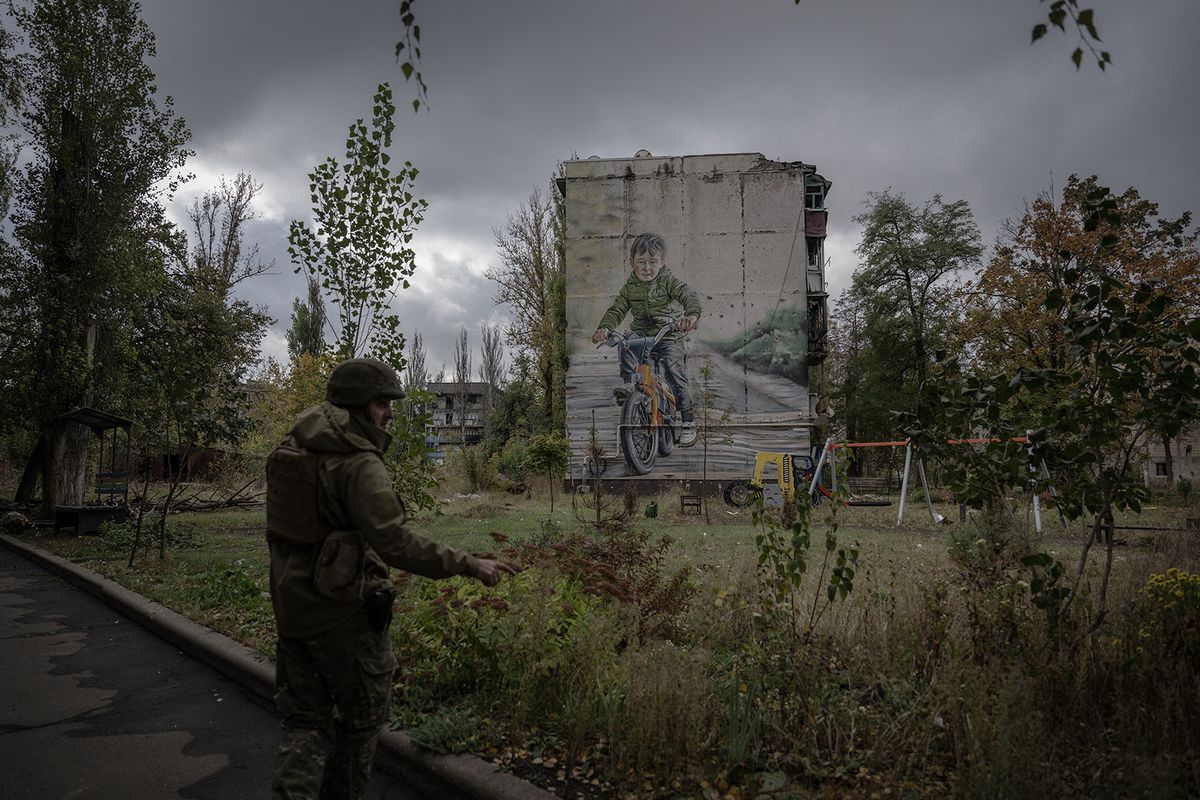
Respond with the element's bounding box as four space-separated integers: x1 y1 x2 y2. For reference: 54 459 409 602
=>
479 323 504 437
696 356 733 523
125 171 271 558
960 176 1200 478
833 191 981 447
831 283 915 447
387 385 440 514
287 82 425 369
525 431 571 512
5 0 191 513
853 190 982 394
0 23 22 217
242 351 337 457
452 326 471 445
130 273 268 559
481 351 540 457
286 274 327 364
907 269 1200 626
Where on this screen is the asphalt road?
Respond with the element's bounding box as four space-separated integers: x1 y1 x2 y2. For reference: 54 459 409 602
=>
0 545 425 799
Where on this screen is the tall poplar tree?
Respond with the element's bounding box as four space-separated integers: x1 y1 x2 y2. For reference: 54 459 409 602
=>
403 331 429 393
286 275 327 364
5 0 191 512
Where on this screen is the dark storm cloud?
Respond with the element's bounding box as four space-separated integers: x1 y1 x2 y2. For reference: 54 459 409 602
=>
137 0 1200 367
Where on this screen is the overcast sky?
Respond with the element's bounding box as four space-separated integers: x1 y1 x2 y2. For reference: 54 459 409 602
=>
135 0 1200 374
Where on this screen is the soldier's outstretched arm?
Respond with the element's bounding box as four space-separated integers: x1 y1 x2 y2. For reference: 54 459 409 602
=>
472 558 519 587
338 456 480 579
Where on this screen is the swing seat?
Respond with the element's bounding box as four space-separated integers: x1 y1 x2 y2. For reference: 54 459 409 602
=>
845 476 894 506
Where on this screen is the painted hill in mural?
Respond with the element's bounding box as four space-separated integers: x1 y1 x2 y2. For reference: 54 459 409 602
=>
705 303 806 384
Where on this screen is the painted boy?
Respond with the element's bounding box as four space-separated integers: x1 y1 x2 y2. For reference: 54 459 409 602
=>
591 232 701 447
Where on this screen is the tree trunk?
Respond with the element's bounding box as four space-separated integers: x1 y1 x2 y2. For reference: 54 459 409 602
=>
15 434 46 503
41 421 90 517
37 321 99 516
159 434 189 560
1162 433 1175 488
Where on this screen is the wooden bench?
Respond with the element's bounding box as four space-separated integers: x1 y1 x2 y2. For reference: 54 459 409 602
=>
95 470 130 500
680 494 702 515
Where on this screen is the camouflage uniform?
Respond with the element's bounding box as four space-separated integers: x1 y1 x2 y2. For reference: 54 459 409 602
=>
597 266 702 421
267 397 479 799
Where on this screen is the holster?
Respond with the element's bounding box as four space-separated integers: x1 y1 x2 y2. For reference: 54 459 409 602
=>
365 587 396 632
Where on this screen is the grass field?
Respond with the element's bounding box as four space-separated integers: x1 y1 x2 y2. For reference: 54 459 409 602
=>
10 483 1200 799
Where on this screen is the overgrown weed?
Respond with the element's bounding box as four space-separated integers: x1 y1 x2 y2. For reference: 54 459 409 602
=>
11 490 1199 797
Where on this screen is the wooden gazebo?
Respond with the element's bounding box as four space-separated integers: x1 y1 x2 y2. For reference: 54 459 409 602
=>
52 407 132 535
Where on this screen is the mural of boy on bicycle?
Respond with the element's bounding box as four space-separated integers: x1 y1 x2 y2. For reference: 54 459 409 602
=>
591 232 702 448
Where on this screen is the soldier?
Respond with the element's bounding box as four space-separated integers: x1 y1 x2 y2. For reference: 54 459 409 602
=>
266 357 515 799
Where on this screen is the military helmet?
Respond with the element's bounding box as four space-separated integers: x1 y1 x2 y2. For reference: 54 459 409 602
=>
326 357 406 407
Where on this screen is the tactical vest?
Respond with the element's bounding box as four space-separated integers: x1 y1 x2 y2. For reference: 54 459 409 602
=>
266 441 333 544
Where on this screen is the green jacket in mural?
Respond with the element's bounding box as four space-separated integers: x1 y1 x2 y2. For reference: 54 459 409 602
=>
596 267 701 341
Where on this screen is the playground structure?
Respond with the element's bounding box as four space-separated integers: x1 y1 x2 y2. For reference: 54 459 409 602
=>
802 435 1061 530
722 450 894 510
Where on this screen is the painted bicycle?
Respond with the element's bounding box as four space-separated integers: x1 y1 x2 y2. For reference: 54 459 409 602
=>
596 322 681 475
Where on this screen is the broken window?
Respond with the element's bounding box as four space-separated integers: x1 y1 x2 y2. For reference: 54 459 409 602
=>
804 173 830 209
807 297 829 366
807 237 822 267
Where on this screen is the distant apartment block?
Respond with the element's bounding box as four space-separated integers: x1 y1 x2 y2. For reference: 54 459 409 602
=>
1143 427 1200 487
424 381 491 461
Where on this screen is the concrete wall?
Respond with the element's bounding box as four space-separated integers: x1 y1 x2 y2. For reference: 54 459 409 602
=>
563 152 828 480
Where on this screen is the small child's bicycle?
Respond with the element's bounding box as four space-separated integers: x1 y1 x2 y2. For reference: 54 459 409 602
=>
597 322 681 475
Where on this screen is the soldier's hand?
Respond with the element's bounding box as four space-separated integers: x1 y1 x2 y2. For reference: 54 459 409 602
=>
677 316 698 332
473 559 519 587
591 328 609 344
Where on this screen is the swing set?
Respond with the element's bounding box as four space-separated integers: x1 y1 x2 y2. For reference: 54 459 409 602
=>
806 435 1062 530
